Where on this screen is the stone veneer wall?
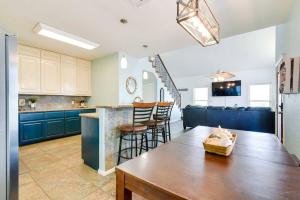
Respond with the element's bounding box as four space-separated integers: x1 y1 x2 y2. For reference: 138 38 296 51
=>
19 95 89 110
104 107 133 170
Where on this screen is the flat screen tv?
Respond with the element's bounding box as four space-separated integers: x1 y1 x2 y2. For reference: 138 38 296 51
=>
212 80 241 96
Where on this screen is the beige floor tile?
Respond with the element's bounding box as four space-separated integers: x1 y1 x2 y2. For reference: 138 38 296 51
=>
19 160 30 175
19 145 44 157
56 153 84 169
21 154 57 172
19 181 50 200
46 144 81 159
82 189 111 200
70 165 111 188
19 173 34 186
101 179 116 196
33 168 97 200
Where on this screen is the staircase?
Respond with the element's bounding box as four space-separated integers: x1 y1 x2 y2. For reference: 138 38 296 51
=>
149 55 181 108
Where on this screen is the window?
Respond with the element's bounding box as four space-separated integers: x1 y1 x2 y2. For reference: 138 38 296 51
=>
193 88 208 106
249 84 271 107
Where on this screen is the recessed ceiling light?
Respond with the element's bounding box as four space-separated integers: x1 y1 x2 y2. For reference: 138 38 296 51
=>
120 18 128 24
142 44 148 48
33 23 99 50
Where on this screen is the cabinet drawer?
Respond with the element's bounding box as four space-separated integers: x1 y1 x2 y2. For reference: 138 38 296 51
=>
65 118 81 135
20 121 46 145
19 112 45 122
81 109 96 113
65 110 80 118
45 111 65 119
46 119 65 138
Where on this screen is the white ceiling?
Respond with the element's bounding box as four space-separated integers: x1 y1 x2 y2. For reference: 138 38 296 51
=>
160 26 276 78
0 0 294 60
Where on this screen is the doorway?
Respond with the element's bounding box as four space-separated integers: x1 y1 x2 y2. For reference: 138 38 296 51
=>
142 71 157 102
276 60 284 144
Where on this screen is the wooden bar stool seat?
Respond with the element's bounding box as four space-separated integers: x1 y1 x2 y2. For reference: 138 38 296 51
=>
118 124 147 133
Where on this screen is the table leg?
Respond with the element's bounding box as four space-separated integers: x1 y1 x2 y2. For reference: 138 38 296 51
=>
116 169 132 200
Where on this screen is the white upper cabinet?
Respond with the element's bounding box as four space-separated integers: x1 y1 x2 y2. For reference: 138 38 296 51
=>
41 50 61 94
18 45 91 96
61 55 77 95
77 59 91 96
18 45 41 94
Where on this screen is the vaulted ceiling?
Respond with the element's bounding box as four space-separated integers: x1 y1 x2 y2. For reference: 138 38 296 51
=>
0 0 294 60
161 26 276 78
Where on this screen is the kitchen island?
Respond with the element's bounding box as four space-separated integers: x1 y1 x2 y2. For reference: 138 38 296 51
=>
80 105 133 176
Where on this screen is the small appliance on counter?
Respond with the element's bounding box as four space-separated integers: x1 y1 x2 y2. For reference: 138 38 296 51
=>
79 100 87 108
18 98 26 111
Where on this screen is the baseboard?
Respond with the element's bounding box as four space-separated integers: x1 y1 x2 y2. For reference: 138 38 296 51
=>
98 167 115 176
290 154 300 166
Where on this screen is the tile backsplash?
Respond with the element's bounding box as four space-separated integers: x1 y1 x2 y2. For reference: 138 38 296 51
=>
19 95 89 110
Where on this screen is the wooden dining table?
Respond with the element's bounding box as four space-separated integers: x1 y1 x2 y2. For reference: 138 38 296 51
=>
116 126 300 200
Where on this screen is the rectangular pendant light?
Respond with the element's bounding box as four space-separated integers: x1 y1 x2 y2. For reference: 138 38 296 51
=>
176 0 220 47
33 23 99 50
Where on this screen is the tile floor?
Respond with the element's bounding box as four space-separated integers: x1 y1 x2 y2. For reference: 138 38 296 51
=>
19 121 185 200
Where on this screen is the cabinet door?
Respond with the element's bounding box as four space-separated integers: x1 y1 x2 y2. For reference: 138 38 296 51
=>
41 50 61 94
77 59 91 96
65 117 81 135
18 45 41 94
19 121 45 145
46 119 65 138
61 55 77 95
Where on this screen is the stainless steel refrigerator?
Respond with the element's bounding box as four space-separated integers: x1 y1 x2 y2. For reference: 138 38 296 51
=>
0 31 19 200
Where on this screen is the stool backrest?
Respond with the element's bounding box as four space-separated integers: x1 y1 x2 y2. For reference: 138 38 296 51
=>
168 101 175 119
132 102 156 127
156 102 172 121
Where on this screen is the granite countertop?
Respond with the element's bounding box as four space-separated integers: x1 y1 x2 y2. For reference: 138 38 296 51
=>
79 112 99 119
96 105 133 109
19 107 96 113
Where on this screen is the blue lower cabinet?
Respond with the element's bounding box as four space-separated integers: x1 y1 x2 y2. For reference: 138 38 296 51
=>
19 109 96 145
65 117 81 135
46 119 65 138
19 121 46 145
81 117 99 170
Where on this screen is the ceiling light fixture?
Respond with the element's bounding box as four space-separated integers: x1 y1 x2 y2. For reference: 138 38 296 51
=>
120 18 128 24
33 23 99 50
176 0 220 46
120 56 128 69
210 70 235 82
142 44 148 48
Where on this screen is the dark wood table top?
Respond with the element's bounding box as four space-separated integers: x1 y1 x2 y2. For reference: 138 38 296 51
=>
117 126 300 200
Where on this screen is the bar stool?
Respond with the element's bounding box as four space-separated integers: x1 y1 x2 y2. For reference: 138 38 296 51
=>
142 102 172 149
153 102 174 142
165 102 174 141
117 102 156 165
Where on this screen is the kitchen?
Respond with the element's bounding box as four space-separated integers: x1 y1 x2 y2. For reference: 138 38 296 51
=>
16 34 179 200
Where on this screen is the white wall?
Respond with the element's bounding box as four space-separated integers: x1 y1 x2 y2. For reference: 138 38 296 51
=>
118 55 181 122
89 53 182 122
276 0 300 158
175 68 276 109
88 53 119 106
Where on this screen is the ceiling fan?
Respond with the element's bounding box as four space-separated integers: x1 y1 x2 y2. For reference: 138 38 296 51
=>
209 70 235 82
